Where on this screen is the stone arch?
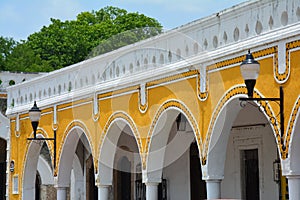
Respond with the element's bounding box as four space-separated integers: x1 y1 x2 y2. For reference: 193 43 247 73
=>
203 85 280 180
97 111 142 185
56 121 93 187
22 132 53 200
144 99 201 183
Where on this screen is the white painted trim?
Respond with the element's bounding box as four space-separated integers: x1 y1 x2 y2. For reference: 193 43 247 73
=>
7 26 300 116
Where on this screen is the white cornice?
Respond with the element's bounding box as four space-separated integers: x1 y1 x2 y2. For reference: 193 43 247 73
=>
6 0 300 116
6 21 300 116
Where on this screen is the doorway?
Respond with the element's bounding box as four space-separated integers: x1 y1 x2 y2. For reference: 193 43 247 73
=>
190 142 207 200
241 149 260 200
115 156 131 200
86 155 98 200
0 138 6 200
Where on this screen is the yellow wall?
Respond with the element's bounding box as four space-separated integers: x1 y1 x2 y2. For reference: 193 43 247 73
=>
8 45 300 199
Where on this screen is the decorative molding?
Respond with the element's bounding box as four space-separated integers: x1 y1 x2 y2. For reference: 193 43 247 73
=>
52 105 58 130
8 0 300 115
15 114 20 137
198 67 209 101
139 83 148 113
207 46 277 72
284 40 300 83
276 41 288 83
146 70 197 88
93 93 100 121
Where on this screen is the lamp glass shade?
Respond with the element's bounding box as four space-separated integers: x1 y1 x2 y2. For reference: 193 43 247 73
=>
240 51 260 80
29 101 41 122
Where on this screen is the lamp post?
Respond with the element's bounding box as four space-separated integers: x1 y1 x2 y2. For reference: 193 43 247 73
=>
28 101 57 168
239 50 285 150
28 101 41 139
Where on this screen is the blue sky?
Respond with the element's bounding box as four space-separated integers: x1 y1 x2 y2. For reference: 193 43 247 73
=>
0 0 247 41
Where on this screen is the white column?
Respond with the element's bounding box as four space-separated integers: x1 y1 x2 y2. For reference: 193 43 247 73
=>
56 187 67 200
287 175 300 200
98 185 110 200
206 179 221 199
146 182 159 200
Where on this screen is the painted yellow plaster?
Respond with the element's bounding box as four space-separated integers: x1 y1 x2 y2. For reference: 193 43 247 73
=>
9 44 300 199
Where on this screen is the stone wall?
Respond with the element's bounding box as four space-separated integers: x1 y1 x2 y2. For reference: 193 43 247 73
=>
40 185 70 200
40 185 56 200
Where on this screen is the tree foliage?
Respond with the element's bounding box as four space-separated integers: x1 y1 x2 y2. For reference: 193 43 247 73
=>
0 36 17 71
1 6 162 72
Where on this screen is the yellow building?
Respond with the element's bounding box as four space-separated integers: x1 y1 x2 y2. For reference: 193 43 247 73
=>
0 71 42 200
5 0 300 199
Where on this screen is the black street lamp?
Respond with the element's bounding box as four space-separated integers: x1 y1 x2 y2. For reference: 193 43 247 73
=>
27 101 57 168
239 50 285 150
240 50 260 98
29 101 41 139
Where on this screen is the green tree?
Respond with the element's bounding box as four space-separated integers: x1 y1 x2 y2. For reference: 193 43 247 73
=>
26 6 162 71
5 42 52 72
0 36 17 71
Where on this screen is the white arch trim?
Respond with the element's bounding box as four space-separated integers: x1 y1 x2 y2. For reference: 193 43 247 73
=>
203 96 242 180
98 115 141 185
23 134 51 200
202 95 245 180
204 88 280 180
56 124 92 187
37 156 54 185
144 105 196 183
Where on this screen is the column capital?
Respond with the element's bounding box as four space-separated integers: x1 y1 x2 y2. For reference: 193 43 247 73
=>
96 183 111 188
53 176 69 188
142 169 162 184
205 179 222 183
145 182 159 186
202 173 224 181
55 186 68 189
